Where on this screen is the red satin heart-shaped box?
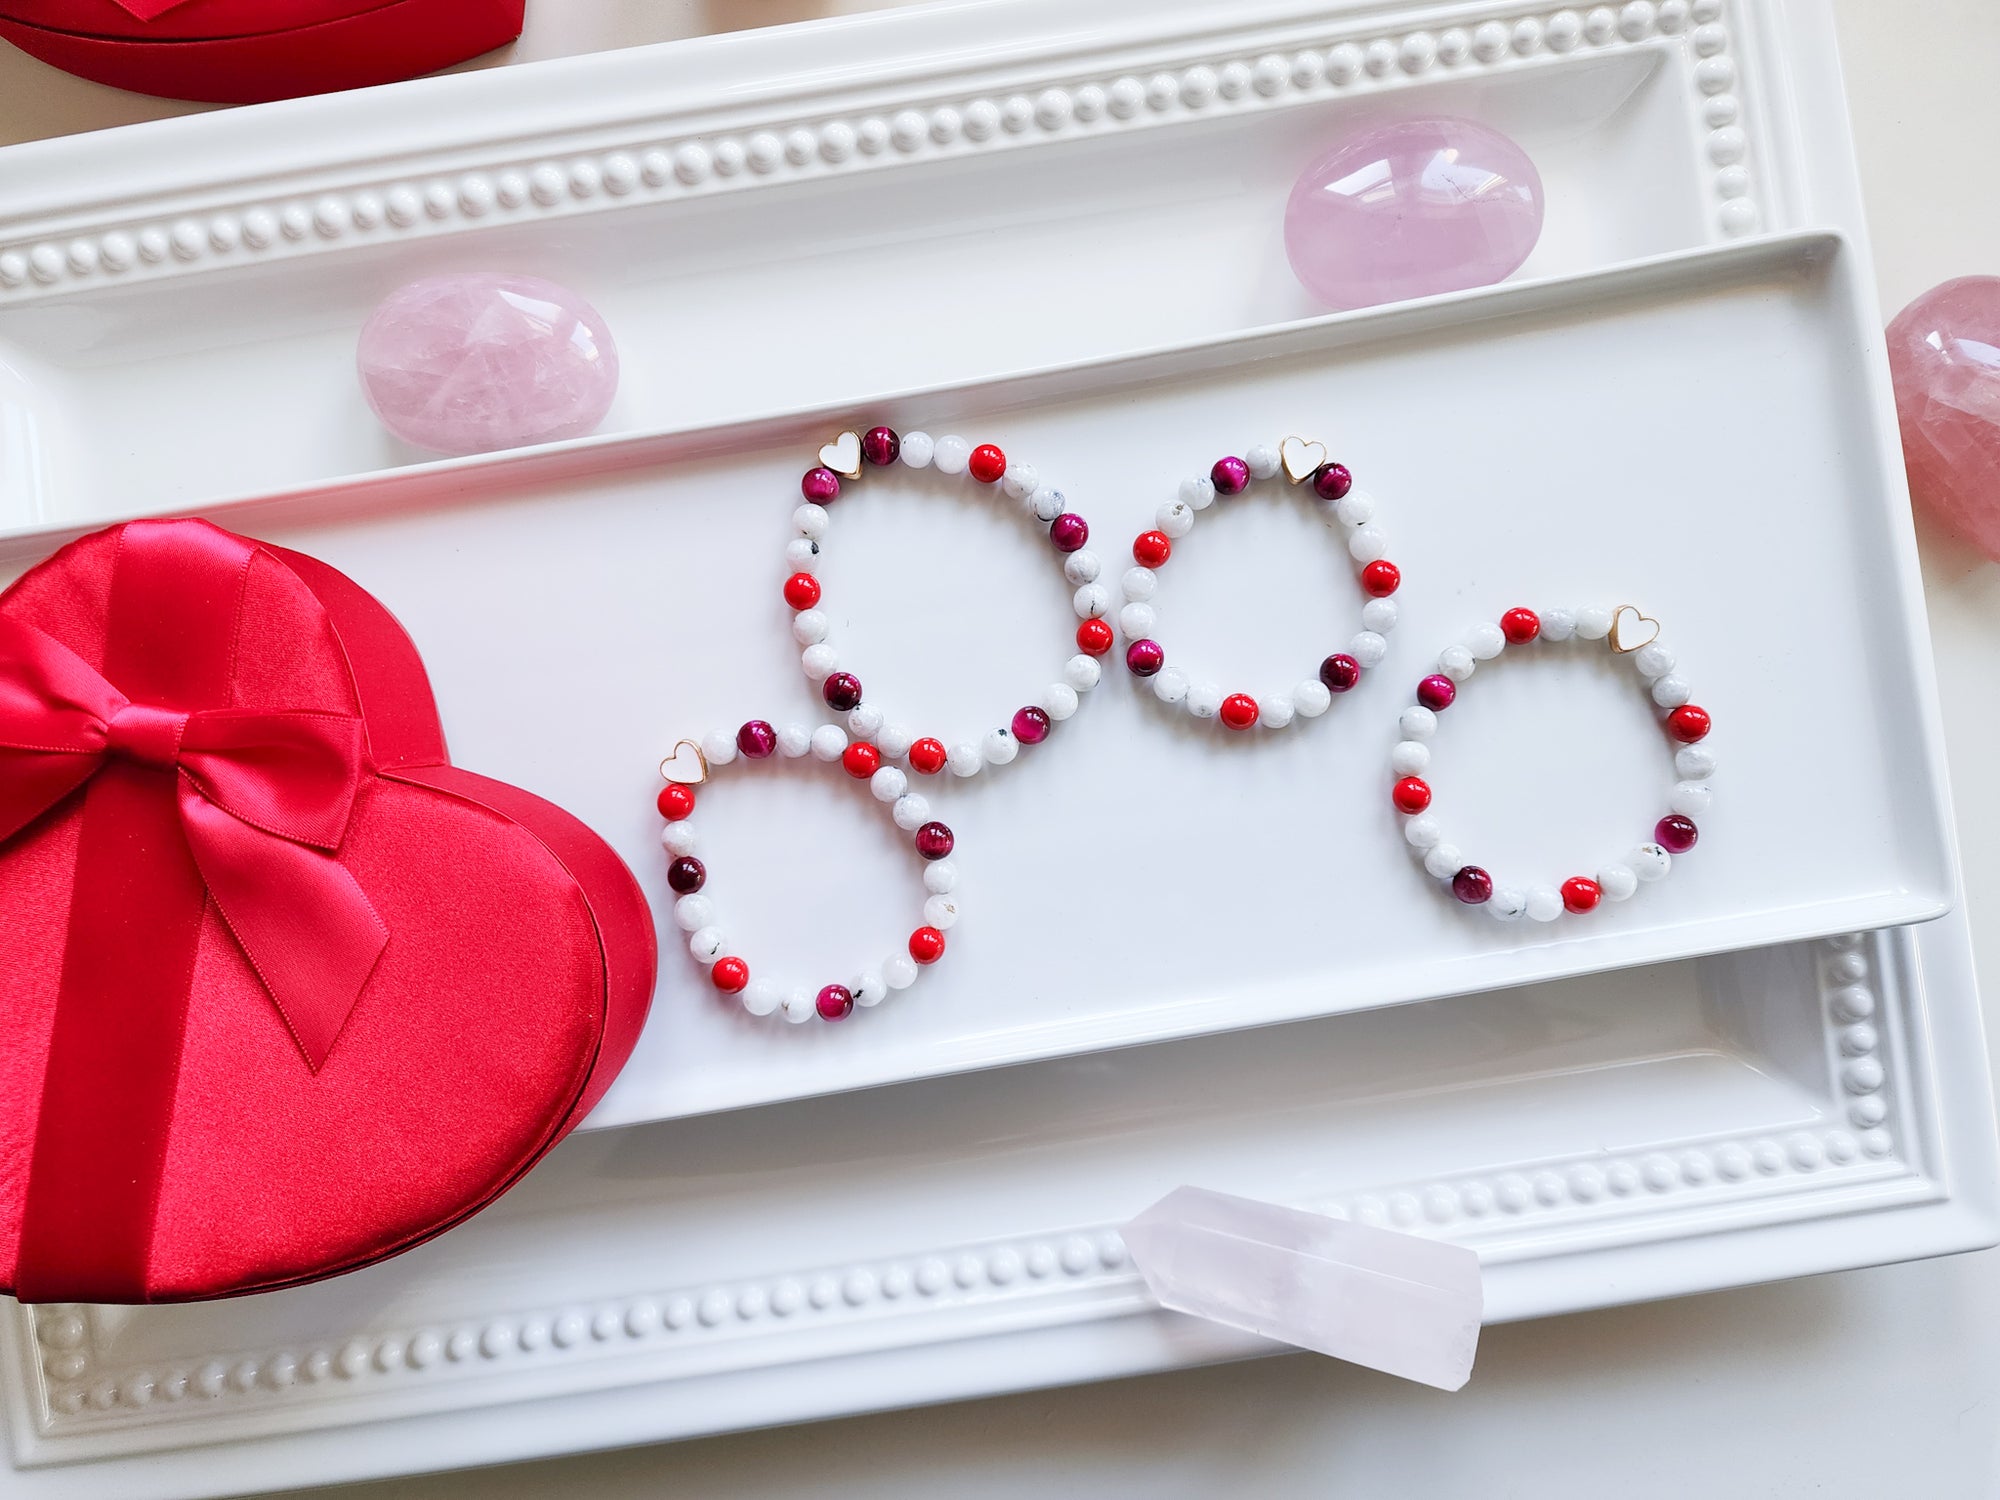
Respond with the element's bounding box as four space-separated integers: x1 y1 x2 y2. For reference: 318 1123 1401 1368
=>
0 519 655 1303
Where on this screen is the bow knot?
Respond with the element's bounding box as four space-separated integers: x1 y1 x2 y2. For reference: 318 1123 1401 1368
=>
105 702 189 769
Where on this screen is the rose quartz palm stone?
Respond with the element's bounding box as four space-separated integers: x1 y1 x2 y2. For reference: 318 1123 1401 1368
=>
357 273 619 456
1888 276 2000 560
1284 117 1544 311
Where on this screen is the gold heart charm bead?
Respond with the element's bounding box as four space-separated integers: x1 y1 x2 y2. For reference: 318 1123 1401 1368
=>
1280 436 1329 484
659 739 709 785
1609 605 1662 654
817 430 864 478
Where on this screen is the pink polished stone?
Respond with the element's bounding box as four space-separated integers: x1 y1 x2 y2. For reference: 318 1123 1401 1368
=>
357 273 618 455
1888 276 2000 560
1284 117 1544 311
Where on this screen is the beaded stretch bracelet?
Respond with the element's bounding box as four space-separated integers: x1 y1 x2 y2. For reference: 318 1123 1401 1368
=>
1118 436 1401 729
785 426 1104 779
657 721 957 1022
1393 605 1713 921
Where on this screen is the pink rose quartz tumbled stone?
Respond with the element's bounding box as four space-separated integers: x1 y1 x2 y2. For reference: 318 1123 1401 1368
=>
1284 117 1545 311
357 273 619 455
1888 276 2000 560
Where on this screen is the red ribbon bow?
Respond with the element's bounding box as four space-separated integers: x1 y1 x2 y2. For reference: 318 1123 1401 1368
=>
0 611 386 1069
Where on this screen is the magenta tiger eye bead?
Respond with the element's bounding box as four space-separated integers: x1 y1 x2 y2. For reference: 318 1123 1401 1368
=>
1049 513 1090 552
1452 866 1493 904
861 426 900 466
802 466 841 503
1211 455 1251 495
815 984 855 1021
736 720 778 759
1126 639 1165 677
1011 705 1051 744
1319 653 1361 692
1655 815 1699 853
1417 674 1457 711
915 821 955 860
1311 462 1352 500
822 672 864 712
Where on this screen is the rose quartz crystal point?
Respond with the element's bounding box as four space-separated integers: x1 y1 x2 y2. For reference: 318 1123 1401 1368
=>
1284 117 1544 311
357 273 618 455
1888 276 2000 560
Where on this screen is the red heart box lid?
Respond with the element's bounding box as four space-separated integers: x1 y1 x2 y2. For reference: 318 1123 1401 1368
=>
0 519 656 1303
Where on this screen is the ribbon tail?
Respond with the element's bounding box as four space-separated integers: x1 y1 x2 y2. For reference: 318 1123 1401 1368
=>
0 746 103 843
179 787 387 1071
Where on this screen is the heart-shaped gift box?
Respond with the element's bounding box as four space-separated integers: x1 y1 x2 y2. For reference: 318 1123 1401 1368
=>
0 518 655 1303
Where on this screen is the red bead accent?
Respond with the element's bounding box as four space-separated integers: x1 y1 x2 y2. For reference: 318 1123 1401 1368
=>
1501 607 1541 645
783 572 821 610
1392 777 1432 814
816 984 855 1021
711 957 748 993
666 856 706 894
1561 877 1602 914
656 784 696 821
1655 814 1700 853
1452 866 1493 905
842 742 881 779
909 926 946 965
908 737 948 775
1219 693 1259 730
1667 705 1711 743
1076 618 1115 656
1361 560 1400 597
1417 675 1456 711
968 443 1008 483
1133 530 1173 568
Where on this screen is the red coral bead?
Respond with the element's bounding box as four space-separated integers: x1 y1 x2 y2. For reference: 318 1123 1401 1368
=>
842 742 881 779
1561 877 1602 914
968 443 1008 483
1133 530 1172 568
1219 693 1259 730
1667 705 1711 743
1392 777 1432 814
1501 607 1541 645
909 926 946 964
1361 560 1401 597
908 737 948 774
711 957 748 993
1076 618 1115 656
656 784 696 821
783 572 821 610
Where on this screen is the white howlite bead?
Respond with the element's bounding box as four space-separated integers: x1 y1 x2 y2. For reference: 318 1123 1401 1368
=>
791 609 829 645
1119 602 1157 638
983 728 1019 765
689 926 727 963
1334 490 1376 527
933 434 972 474
1540 607 1576 642
1041 682 1079 720
848 703 885 739
701 730 738 766
1064 654 1102 692
782 987 816 1023
1403 813 1443 849
1156 500 1196 537
778 723 813 758
743 980 782 1017
810 725 848 760
1186 681 1223 719
1152 667 1191 704
1073 582 1111 619
1063 550 1102 586
785 537 820 572
1490 887 1527 920
1464 623 1506 660
1361 598 1400 634
884 953 919 989
1424 842 1464 880
1676 745 1717 779
1525 887 1564 922
794 503 830 539
1348 526 1387 562
1262 693 1295 728
1002 462 1038 499
1348 631 1388 668
1391 740 1431 775
870 766 908 802
1122 566 1158 602
1670 780 1713 817
1575 605 1613 640
878 722 915 758
893 795 932 831
1597 864 1639 901
1651 674 1691 708
947 742 984 777
1294 679 1333 717
1439 645 1476 682
1630 843 1673 881
900 431 936 467
923 859 958 894
1244 443 1280 479
1399 709 1438 744
661 822 699 856
1030 485 1066 523
1180 476 1217 510
1633 642 1676 679
674 893 714 932
802 643 839 681
923 894 960 929
854 971 888 1008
